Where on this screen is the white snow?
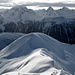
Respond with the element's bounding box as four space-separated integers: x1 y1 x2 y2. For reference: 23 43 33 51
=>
2 5 41 24
0 6 75 25
36 7 75 18
0 5 75 75
0 33 75 75
0 32 23 50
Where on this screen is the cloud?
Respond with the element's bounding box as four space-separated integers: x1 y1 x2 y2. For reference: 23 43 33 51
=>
0 3 14 7
0 0 75 9
0 0 14 8
0 0 12 3
24 2 75 7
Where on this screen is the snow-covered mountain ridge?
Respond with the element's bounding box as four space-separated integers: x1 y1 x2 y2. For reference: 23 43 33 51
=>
0 33 24 50
0 33 75 75
0 5 75 44
0 5 75 75
2 5 40 24
0 6 75 24
2 16 75 44
36 6 75 18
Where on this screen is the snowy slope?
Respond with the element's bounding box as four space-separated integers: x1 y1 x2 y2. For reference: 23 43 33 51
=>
0 6 75 45
0 33 23 50
57 7 75 18
35 9 47 19
46 7 59 17
0 33 75 75
0 9 8 13
36 7 75 18
1 6 75 25
2 49 71 75
2 5 40 23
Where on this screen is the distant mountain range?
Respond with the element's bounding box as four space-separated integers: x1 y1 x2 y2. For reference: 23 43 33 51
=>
0 6 75 75
0 5 75 44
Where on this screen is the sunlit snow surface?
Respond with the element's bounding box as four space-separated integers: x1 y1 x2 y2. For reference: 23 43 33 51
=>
0 33 75 75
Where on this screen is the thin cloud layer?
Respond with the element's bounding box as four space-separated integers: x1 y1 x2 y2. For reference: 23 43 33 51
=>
0 0 12 3
24 2 75 7
0 0 75 9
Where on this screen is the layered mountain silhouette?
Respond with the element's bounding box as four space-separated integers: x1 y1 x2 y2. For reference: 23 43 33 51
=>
0 5 75 44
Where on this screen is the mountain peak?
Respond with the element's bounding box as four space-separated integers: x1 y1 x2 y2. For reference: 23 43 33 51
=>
61 7 69 11
11 5 28 11
0 33 75 74
47 6 54 12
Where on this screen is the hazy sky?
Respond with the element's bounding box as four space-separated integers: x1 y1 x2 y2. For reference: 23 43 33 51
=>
0 0 75 10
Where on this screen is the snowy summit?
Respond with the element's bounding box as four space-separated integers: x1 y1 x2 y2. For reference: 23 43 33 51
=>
0 33 75 75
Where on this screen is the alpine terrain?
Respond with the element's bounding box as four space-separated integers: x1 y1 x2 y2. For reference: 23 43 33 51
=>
0 33 75 75
0 5 75 44
0 5 75 75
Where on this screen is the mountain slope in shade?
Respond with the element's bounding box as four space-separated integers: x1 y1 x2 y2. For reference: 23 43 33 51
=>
0 33 23 50
0 33 75 75
40 17 75 44
0 6 75 44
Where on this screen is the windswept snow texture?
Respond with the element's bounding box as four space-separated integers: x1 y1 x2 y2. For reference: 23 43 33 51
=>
0 33 75 75
0 33 23 50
